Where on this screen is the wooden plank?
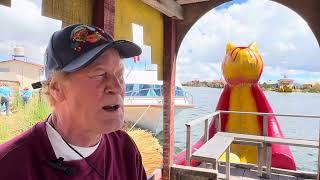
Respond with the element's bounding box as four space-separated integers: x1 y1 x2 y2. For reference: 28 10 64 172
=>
278 175 297 180
192 135 234 163
220 132 318 148
140 0 183 19
170 164 217 179
218 132 264 142
176 0 209 5
264 137 318 148
220 162 317 179
233 140 263 146
219 110 320 119
218 166 244 179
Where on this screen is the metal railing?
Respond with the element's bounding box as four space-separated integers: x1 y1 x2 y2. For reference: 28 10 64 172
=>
185 110 320 178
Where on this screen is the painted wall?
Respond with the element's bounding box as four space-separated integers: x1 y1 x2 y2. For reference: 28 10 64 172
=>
42 0 94 27
115 0 164 79
0 60 42 89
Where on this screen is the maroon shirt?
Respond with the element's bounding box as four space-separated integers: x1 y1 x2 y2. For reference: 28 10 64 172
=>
0 121 147 180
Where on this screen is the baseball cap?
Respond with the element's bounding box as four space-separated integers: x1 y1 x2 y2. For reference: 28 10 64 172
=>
32 24 141 89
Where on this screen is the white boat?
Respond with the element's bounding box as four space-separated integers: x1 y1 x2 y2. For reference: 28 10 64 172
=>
124 70 193 133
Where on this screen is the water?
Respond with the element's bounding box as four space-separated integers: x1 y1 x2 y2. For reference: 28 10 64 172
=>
157 87 320 172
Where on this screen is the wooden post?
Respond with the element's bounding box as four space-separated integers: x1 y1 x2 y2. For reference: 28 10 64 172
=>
92 0 115 36
162 16 177 180
266 144 272 178
258 143 263 177
216 113 221 133
317 124 320 180
186 125 192 166
226 146 230 180
263 115 268 137
204 119 209 142
263 115 268 169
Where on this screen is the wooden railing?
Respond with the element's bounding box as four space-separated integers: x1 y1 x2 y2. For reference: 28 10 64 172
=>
184 110 320 178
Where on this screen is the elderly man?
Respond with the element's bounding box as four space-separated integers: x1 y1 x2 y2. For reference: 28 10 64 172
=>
0 24 147 180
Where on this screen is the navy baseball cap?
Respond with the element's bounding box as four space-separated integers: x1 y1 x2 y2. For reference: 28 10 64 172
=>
32 24 141 89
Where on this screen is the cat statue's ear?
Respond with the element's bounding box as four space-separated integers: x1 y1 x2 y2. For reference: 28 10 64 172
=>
249 42 259 53
226 43 235 54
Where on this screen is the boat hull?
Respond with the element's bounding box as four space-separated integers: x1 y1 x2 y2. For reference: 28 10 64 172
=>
124 103 191 133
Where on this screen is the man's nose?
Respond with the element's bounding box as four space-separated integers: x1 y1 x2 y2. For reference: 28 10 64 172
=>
104 76 124 95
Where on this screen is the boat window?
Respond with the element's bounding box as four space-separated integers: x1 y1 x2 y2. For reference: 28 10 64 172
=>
153 85 162 96
125 84 166 96
147 89 157 96
125 84 134 96
138 84 151 96
154 85 161 89
175 87 184 96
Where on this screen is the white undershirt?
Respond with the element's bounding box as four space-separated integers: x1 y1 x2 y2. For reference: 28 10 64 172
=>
45 121 100 161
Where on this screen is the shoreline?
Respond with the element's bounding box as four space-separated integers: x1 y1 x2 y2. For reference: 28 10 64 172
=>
182 86 320 94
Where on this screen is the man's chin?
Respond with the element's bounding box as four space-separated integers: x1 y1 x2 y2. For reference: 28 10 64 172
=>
100 119 124 134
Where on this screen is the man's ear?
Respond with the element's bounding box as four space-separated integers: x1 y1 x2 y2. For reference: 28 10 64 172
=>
49 81 66 102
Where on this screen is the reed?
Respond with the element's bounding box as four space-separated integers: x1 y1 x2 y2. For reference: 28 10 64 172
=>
0 93 50 143
126 128 163 176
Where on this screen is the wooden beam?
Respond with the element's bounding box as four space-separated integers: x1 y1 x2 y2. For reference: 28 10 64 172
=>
92 0 115 37
162 16 177 180
0 0 11 7
140 0 183 20
176 0 209 5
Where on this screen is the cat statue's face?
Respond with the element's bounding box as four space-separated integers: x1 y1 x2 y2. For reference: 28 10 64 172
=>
222 43 263 86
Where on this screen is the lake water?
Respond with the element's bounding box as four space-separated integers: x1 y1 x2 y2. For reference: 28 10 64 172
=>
157 87 320 172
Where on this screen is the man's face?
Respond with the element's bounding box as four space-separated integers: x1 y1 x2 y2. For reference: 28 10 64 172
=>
62 48 125 134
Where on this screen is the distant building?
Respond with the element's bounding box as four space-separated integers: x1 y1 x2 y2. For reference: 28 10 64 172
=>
302 82 315 89
0 59 43 93
277 77 294 92
211 80 225 88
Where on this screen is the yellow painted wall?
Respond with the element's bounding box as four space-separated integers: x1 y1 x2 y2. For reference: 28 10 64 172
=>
0 0 11 7
42 0 93 27
115 0 164 79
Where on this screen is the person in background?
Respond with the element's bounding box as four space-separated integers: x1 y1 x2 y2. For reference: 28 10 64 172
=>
0 83 11 115
20 87 32 105
0 24 146 179
0 91 5 115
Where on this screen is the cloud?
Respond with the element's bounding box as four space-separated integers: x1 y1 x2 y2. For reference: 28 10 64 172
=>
177 0 320 83
0 0 61 64
261 66 320 83
274 42 296 52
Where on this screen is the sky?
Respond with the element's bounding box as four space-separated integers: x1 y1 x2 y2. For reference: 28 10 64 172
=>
0 0 61 63
0 0 319 84
177 0 320 83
